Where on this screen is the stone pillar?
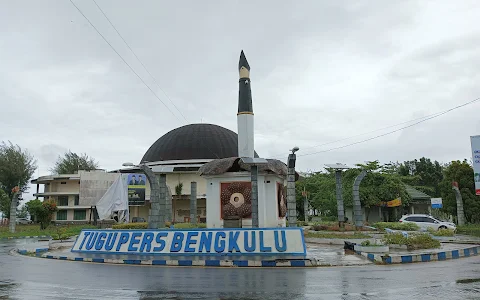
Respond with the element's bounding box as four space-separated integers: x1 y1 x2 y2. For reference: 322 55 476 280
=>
164 183 172 223
251 165 259 228
335 170 345 229
353 170 367 230
303 197 309 222
9 190 20 233
453 183 465 225
190 182 197 224
140 165 165 229
287 153 297 227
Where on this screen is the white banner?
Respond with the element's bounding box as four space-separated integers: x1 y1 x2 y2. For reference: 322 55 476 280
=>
71 228 306 257
471 135 480 196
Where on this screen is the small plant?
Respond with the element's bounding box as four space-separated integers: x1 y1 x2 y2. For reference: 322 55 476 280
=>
428 228 455 237
112 222 148 229
361 240 371 246
373 222 420 232
382 232 440 250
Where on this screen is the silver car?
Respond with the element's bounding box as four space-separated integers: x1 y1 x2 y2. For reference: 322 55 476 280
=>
399 214 456 231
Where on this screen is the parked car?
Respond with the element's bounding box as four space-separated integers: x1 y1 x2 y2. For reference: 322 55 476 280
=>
16 218 33 225
131 217 146 223
399 214 456 231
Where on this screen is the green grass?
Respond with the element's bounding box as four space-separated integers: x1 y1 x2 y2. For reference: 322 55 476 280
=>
306 232 371 239
112 222 207 230
457 224 480 237
428 228 455 237
0 224 96 239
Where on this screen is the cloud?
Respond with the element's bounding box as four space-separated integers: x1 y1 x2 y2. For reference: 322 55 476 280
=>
1 0 479 201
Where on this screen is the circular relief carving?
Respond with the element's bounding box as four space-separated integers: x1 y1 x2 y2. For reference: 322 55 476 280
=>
221 182 252 218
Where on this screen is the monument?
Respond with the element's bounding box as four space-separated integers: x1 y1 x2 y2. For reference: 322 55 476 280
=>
199 51 298 228
70 51 305 260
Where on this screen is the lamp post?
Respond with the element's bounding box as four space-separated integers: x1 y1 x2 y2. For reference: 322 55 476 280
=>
325 163 351 230
123 162 165 229
287 147 299 227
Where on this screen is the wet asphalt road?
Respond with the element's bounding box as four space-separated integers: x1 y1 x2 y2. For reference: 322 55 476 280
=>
1 239 480 299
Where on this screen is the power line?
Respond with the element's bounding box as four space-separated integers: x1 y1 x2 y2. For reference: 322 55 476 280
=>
295 97 480 158
69 0 181 123
271 97 480 159
92 0 188 123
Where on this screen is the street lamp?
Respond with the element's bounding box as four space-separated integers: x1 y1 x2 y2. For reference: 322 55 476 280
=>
287 147 299 227
325 163 351 230
122 162 166 229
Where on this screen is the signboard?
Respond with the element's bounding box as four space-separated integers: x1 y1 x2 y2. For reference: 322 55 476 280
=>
431 198 443 209
471 136 480 196
386 198 402 207
127 174 146 205
71 228 307 257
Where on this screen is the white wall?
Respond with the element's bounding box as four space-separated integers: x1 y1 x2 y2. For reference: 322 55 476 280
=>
205 172 286 228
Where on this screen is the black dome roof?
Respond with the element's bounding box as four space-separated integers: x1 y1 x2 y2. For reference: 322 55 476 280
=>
141 123 259 162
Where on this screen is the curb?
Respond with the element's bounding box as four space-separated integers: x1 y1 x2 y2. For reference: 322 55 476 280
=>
0 236 51 240
356 245 480 264
14 248 318 268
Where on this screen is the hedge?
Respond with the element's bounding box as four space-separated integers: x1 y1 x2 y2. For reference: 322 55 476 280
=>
382 232 440 250
111 222 207 229
372 222 420 231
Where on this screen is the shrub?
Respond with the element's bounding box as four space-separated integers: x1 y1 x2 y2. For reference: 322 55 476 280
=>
373 222 419 231
457 225 480 237
297 221 308 227
112 222 207 229
382 232 440 250
173 223 207 229
428 228 455 237
112 222 148 229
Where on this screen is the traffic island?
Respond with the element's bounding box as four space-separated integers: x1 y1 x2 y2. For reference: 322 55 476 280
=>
356 244 480 264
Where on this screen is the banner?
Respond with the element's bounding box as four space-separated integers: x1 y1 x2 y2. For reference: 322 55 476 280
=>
471 136 480 196
71 228 307 257
127 174 146 205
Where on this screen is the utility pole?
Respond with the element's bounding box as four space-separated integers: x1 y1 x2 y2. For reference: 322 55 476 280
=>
302 187 309 222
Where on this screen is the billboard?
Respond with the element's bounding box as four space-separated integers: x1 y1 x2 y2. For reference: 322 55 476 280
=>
471 135 480 196
127 174 146 206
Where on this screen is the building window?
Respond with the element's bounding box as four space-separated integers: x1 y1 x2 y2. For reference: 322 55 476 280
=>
57 210 67 220
74 195 79 206
58 196 69 206
74 210 86 220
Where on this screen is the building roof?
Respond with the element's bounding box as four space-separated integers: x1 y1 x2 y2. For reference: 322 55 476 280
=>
198 157 299 181
141 123 259 163
404 184 431 200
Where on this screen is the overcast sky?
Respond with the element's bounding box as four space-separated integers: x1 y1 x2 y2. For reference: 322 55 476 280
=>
1 0 479 200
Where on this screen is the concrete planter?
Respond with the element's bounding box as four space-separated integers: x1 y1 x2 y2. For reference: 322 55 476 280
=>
354 244 389 253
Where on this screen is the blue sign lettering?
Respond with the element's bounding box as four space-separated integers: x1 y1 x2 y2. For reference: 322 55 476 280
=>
244 231 256 252
95 232 107 250
139 232 154 252
170 232 184 252
104 232 117 251
198 232 212 252
78 231 91 250
71 228 307 257
228 231 240 252
116 232 130 251
153 232 167 251
214 232 226 253
184 232 198 252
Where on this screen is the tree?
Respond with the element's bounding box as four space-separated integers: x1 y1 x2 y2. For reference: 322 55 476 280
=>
51 151 99 174
439 160 480 223
25 199 44 222
17 205 28 219
398 157 443 197
0 141 37 217
0 189 9 219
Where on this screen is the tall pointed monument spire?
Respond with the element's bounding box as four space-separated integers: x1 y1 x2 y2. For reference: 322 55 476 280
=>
237 50 254 158
238 50 253 114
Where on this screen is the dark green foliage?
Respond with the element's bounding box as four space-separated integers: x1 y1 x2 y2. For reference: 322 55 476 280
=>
373 222 420 231
51 151 99 174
